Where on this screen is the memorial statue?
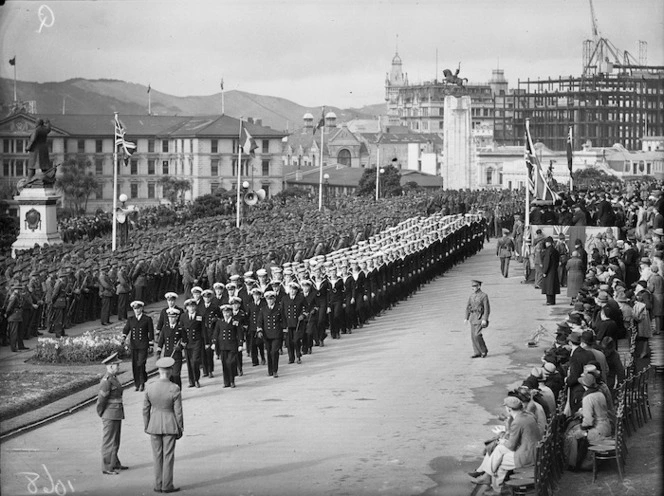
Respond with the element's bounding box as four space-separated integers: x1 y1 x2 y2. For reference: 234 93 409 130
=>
19 118 58 190
442 63 468 87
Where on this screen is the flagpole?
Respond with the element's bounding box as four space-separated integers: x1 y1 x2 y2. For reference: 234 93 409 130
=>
525 119 531 230
112 112 119 252
318 109 325 211
375 143 380 201
568 126 574 193
13 60 17 102
221 79 225 115
148 86 151 116
236 118 243 228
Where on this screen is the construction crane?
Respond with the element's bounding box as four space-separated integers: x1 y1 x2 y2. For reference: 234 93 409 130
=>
582 0 642 76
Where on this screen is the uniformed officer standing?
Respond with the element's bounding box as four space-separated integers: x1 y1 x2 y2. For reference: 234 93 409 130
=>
281 282 305 364
122 301 154 391
96 352 128 475
199 289 219 378
143 357 183 494
464 280 491 358
181 299 204 388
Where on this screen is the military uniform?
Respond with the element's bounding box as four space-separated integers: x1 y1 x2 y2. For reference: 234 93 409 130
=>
281 290 305 363
122 311 154 390
257 299 286 377
213 312 243 387
157 321 186 389
465 284 491 358
96 365 125 473
181 311 204 387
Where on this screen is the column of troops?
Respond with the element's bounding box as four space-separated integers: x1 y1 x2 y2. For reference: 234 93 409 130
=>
127 213 487 389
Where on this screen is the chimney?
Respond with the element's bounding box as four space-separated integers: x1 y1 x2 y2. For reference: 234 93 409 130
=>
255 119 262 126
247 117 254 124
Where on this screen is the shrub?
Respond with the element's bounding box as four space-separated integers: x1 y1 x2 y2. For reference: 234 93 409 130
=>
34 330 129 364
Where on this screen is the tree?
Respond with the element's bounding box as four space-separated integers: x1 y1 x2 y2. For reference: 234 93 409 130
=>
159 176 191 204
55 157 100 213
357 164 402 198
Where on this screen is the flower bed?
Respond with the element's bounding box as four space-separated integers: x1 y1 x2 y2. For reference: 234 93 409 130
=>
34 330 128 364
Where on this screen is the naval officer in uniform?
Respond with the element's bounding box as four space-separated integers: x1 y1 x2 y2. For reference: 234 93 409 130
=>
96 352 128 475
122 301 154 391
464 279 491 358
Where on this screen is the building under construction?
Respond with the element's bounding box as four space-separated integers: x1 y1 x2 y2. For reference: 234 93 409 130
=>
493 69 664 151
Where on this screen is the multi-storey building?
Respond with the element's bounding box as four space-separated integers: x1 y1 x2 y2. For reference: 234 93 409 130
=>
384 51 515 137
0 112 286 211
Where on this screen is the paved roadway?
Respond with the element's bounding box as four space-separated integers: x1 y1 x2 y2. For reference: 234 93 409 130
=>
1 243 563 496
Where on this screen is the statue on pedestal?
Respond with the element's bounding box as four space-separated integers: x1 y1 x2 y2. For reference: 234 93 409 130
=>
17 118 58 192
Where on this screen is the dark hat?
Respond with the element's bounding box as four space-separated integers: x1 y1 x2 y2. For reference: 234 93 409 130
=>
101 352 122 365
155 357 175 369
568 313 583 326
568 331 582 345
595 291 609 304
471 279 482 286
581 330 595 345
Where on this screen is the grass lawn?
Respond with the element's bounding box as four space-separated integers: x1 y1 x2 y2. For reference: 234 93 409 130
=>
0 370 103 421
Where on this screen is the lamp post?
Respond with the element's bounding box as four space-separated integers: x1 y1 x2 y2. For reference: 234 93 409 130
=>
379 167 385 198
323 173 330 208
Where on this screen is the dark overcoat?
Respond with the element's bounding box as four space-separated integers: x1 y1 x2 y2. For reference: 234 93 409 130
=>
540 245 560 296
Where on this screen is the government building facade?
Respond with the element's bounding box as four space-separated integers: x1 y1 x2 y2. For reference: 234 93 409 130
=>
0 112 286 212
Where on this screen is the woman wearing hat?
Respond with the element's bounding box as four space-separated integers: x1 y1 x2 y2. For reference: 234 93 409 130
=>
633 283 653 359
563 373 611 470
566 251 585 304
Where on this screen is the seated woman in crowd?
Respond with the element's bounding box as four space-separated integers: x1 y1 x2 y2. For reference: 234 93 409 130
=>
600 336 625 392
563 373 612 470
469 396 542 495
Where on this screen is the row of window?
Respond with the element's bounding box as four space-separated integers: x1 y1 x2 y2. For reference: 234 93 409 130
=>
2 138 274 155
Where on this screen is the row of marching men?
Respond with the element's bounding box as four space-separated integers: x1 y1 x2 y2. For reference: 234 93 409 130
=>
120 213 487 391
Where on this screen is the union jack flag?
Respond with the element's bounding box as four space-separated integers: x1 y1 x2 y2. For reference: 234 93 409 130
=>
525 119 560 203
114 114 136 166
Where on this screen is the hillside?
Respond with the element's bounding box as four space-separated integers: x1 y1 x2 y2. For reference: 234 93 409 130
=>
0 78 386 131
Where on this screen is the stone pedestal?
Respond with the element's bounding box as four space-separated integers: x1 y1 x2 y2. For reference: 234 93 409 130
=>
442 95 477 190
11 187 63 257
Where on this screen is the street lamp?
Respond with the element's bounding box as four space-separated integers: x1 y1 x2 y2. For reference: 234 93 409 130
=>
323 173 330 207
379 168 385 198
119 193 127 207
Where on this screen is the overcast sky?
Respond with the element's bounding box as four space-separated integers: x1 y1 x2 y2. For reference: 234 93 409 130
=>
1 0 662 108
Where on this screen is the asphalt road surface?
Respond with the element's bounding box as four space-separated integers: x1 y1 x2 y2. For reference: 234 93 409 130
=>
1 245 561 496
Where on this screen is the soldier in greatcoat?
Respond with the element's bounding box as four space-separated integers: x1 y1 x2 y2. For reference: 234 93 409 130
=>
96 352 128 475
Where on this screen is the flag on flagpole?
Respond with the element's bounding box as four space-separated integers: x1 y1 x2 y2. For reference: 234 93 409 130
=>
114 114 137 166
313 108 325 135
147 84 151 94
240 123 257 157
566 126 573 175
524 119 560 203
9 56 16 66
220 78 224 91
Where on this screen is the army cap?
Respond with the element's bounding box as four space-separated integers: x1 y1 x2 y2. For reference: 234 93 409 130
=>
102 352 122 365
155 357 175 369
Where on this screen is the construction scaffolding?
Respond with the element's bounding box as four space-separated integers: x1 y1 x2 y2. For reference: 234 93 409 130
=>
493 70 664 151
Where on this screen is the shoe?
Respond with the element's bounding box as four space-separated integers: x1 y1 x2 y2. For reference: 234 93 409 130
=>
188 384 194 388
102 470 119 475
268 371 273 376
471 354 481 359
297 358 302 364
113 465 129 470
467 471 484 478
195 381 200 388
238 370 243 376
163 489 180 493
252 363 259 367
153 489 162 493
470 473 491 485
19 346 30 350
203 373 209 377
482 353 488 358
273 373 278 378
223 384 229 388
209 372 214 378
288 361 295 364
139 384 145 392
135 387 139 391
261 359 266 365
231 383 236 388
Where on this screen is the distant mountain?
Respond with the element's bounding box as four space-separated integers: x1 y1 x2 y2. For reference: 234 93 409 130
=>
0 78 386 131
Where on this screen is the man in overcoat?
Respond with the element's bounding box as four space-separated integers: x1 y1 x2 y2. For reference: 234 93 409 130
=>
96 352 128 475
541 236 561 305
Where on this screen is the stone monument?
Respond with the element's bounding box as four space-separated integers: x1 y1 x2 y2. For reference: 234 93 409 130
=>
441 95 477 190
11 118 63 256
